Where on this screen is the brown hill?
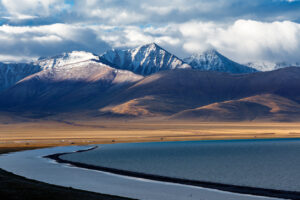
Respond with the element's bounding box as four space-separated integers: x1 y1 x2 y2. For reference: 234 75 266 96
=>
171 94 300 122
98 67 300 119
1 66 300 121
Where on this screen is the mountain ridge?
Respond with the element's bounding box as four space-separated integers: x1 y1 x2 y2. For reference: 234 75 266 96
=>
0 62 42 92
35 51 101 70
246 61 300 72
183 49 257 74
171 94 300 122
99 43 190 76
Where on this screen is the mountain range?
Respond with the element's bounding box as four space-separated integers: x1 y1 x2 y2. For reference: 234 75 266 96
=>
0 43 300 122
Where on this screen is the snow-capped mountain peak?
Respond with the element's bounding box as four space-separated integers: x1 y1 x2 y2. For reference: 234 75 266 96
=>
36 51 100 70
184 48 220 64
135 42 160 51
184 49 257 74
100 43 190 76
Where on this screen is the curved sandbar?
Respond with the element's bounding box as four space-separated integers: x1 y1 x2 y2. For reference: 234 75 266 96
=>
0 145 284 200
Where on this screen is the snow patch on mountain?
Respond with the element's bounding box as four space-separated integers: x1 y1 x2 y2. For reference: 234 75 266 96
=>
31 50 143 83
100 43 190 76
184 49 257 74
246 61 300 71
36 51 100 70
21 60 143 84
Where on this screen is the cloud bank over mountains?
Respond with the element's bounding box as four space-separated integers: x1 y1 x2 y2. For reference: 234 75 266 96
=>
0 0 300 63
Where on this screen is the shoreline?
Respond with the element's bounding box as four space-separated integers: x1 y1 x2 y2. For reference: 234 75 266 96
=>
45 142 300 200
0 147 134 200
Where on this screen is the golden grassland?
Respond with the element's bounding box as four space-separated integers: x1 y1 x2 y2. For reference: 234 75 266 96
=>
1 120 300 148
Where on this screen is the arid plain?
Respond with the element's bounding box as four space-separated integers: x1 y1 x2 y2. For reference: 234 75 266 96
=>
1 120 300 148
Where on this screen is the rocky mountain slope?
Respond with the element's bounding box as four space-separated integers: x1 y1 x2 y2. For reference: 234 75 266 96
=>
0 62 41 92
99 43 190 76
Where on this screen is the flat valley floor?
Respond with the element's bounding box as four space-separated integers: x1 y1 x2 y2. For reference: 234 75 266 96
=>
1 120 300 148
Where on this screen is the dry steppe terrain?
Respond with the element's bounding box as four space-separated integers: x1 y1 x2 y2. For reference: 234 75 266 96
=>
1 120 300 148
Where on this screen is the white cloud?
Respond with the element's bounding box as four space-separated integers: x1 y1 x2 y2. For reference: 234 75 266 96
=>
2 14 38 21
0 23 110 62
1 0 66 15
1 19 300 63
1 0 69 21
48 0 299 27
96 19 300 63
0 54 38 63
1 0 300 26
177 20 300 62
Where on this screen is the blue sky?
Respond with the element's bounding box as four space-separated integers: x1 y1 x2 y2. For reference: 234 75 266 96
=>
0 0 300 63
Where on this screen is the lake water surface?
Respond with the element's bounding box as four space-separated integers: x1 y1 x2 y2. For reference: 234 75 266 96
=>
60 139 300 192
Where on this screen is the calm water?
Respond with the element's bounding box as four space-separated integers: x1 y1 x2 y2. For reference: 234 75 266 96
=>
61 139 300 192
